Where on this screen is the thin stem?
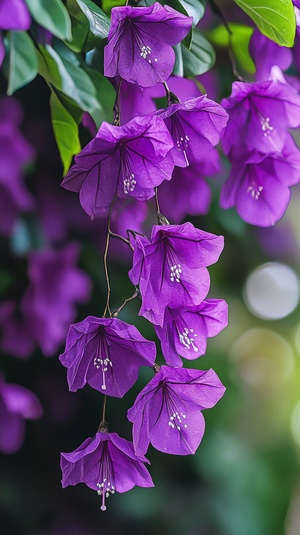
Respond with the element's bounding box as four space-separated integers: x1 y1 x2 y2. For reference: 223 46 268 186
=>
102 194 118 317
109 229 134 251
208 0 244 82
163 81 180 106
111 288 140 317
113 79 122 126
98 396 108 432
155 187 170 225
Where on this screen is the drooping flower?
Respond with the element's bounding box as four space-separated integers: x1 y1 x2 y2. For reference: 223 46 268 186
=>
158 155 220 223
158 95 228 167
0 0 31 31
21 243 91 356
221 79 300 161
61 431 154 511
0 376 42 454
61 115 174 218
104 3 192 87
59 316 156 397
127 366 225 456
220 135 300 227
155 299 228 367
129 222 224 326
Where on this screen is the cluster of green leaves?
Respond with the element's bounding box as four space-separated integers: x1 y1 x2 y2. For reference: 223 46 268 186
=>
3 0 297 173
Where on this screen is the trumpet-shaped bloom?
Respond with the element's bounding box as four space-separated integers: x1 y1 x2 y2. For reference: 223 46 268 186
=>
220 135 300 227
158 95 228 167
221 79 300 161
62 115 174 218
155 299 228 366
129 222 224 326
61 431 154 511
127 366 225 456
104 3 192 87
59 316 156 397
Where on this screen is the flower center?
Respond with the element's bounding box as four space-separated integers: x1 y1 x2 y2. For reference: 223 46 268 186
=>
170 263 182 282
96 442 116 511
93 335 113 391
260 116 273 137
124 173 136 194
247 184 263 200
178 327 198 352
164 385 188 432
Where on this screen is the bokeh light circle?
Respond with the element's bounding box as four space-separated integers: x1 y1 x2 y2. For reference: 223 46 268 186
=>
244 262 300 320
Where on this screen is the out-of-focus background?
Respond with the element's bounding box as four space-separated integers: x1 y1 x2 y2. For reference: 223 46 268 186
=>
1 1 300 534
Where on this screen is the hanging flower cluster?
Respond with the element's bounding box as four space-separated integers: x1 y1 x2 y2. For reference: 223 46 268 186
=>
59 2 228 510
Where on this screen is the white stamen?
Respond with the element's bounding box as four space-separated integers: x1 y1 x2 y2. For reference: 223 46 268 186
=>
170 263 182 282
168 411 187 431
247 184 263 201
93 355 113 391
179 327 198 352
260 116 273 137
140 45 158 64
124 173 136 194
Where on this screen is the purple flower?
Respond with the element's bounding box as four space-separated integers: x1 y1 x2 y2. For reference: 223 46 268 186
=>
59 316 156 397
0 0 31 30
0 377 42 454
21 243 91 356
221 79 300 161
129 222 224 326
0 97 35 235
249 29 292 82
62 115 174 218
61 431 154 510
155 299 228 367
158 95 228 167
104 3 192 87
127 366 225 456
0 301 35 359
220 135 300 227
158 155 220 223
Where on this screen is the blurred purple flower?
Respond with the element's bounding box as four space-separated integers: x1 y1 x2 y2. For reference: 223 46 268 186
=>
61 431 154 511
0 301 35 359
62 115 174 218
0 376 42 454
129 222 224 326
59 316 156 397
0 0 31 30
155 299 228 366
0 97 35 235
21 243 91 356
104 3 192 87
220 135 300 227
158 154 220 223
249 29 292 82
221 79 300 161
127 366 225 456
158 95 228 167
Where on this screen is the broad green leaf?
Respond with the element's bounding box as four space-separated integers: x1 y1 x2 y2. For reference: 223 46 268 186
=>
25 0 72 40
8 32 38 95
233 0 295 47
83 67 115 126
50 91 81 174
65 0 90 52
181 30 215 77
208 24 255 74
76 0 110 38
180 0 206 26
172 43 184 77
37 45 101 123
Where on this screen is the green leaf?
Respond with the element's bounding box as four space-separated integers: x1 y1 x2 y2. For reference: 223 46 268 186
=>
233 0 296 47
181 30 215 77
50 91 81 174
83 67 115 126
8 32 38 95
172 44 184 77
75 0 110 39
37 45 101 124
208 24 255 74
180 0 206 26
25 0 72 40
65 0 90 52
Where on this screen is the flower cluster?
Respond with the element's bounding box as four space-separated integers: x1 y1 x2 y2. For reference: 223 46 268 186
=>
220 65 300 226
60 2 228 510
